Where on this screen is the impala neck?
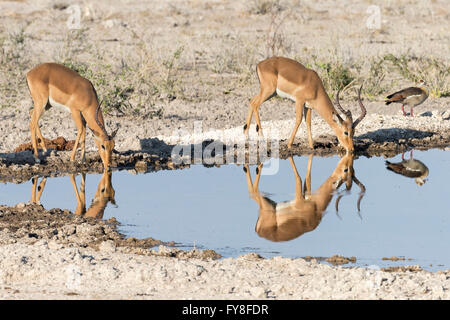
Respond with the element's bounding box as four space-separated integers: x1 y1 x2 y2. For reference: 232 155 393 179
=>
86 107 109 140
313 91 342 134
309 176 338 213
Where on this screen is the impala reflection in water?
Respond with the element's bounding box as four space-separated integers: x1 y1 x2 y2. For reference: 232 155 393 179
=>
244 154 366 242
30 170 116 219
2 149 449 270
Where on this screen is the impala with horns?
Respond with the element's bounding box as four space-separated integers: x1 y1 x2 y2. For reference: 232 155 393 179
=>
26 63 118 169
244 154 365 242
244 57 367 153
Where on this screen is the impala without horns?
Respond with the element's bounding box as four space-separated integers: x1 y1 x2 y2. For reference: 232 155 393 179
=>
244 57 367 153
26 63 118 169
30 170 116 219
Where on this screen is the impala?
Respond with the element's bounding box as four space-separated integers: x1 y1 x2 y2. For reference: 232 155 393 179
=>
30 176 47 204
243 154 365 242
70 170 116 219
26 62 118 169
243 57 367 152
30 171 116 219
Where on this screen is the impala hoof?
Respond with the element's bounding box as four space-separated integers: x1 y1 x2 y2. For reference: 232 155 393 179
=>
34 157 41 164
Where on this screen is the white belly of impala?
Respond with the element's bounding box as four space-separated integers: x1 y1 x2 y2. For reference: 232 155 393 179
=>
276 200 295 212
49 97 71 113
276 88 296 102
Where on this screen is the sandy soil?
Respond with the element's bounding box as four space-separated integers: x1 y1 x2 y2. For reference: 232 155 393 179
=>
1 203 450 300
0 0 449 300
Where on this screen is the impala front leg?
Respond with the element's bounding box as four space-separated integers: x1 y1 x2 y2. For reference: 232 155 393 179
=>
287 99 305 149
70 111 84 163
305 106 313 148
245 89 274 138
70 131 82 162
79 118 87 163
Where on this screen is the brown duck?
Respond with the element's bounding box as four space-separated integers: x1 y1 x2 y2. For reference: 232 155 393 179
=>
385 151 429 186
385 80 428 117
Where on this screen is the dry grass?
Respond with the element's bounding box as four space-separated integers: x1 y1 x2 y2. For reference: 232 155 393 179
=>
0 0 448 116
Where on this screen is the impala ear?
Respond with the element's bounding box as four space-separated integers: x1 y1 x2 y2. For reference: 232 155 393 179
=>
110 128 119 139
110 124 120 139
334 112 344 125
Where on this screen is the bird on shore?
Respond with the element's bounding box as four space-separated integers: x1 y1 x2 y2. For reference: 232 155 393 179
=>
385 151 429 186
385 80 428 117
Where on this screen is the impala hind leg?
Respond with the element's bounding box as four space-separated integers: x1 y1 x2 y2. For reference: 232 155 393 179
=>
244 89 275 138
29 109 47 151
30 176 47 204
29 100 47 163
287 100 306 149
70 173 86 216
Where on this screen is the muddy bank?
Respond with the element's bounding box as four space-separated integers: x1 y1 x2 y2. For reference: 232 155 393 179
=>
1 121 449 183
0 0 449 300
0 203 220 260
0 138 187 184
0 203 449 299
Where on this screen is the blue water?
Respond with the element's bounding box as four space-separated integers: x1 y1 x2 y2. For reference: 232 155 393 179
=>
0 149 449 271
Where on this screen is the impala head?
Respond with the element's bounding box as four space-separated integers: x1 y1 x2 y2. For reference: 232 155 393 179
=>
86 170 116 219
94 102 119 170
334 153 366 212
94 170 116 206
331 153 354 188
334 85 367 154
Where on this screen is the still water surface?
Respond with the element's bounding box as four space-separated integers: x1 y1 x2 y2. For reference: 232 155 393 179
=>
1 149 449 271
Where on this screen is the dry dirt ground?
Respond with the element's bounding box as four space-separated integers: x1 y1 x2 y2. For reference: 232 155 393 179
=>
0 0 449 299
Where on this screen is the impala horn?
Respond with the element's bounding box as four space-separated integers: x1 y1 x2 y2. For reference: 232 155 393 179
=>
335 172 366 212
335 85 367 128
352 85 367 129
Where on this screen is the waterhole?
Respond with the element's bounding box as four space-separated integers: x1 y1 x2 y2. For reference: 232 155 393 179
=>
1 149 449 271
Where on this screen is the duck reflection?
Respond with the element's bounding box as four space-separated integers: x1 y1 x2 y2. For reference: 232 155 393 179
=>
244 154 366 242
30 170 116 219
385 150 429 186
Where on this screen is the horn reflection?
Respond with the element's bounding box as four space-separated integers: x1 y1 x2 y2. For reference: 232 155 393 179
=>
244 154 366 242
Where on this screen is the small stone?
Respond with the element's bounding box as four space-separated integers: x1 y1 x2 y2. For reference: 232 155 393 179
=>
99 240 116 253
249 287 266 298
134 160 148 172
